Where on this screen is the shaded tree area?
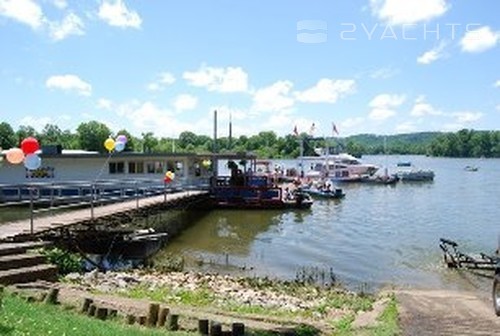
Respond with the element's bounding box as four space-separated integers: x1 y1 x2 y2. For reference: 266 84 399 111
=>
429 129 500 158
0 120 498 158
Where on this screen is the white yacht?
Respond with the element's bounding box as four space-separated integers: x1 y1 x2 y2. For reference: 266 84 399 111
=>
299 150 379 181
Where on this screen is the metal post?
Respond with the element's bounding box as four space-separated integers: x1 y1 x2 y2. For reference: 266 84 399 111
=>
29 186 34 235
164 182 167 202
300 137 304 178
90 184 95 220
135 181 139 209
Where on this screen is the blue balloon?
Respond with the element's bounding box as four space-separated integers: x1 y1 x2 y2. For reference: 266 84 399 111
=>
24 154 41 170
114 141 125 152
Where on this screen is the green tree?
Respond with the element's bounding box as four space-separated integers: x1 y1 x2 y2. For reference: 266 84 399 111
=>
141 132 158 153
178 131 198 149
40 124 63 144
0 122 17 149
16 125 37 144
76 121 111 152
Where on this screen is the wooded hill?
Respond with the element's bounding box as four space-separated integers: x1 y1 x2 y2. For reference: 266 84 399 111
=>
1 121 499 158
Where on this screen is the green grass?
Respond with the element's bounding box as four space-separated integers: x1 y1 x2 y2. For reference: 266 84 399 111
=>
370 295 400 336
334 295 401 336
0 294 193 336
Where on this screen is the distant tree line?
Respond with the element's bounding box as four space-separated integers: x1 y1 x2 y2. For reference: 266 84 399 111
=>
0 120 499 158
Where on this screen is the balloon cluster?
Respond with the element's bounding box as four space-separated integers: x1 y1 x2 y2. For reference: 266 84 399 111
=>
5 137 42 170
164 170 175 183
104 134 128 153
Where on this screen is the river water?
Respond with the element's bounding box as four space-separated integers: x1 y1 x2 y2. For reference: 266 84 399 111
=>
160 155 500 292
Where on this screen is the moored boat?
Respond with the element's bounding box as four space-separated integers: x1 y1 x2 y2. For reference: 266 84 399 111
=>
303 186 345 199
211 174 312 210
396 162 435 181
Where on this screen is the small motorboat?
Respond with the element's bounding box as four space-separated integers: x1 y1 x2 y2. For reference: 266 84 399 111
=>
464 165 479 172
302 186 345 199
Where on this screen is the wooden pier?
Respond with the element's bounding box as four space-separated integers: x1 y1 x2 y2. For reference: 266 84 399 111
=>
0 190 208 241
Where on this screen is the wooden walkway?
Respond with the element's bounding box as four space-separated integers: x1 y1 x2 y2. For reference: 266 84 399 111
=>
0 190 208 241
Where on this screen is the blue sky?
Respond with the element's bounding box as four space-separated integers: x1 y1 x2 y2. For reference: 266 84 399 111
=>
0 0 499 138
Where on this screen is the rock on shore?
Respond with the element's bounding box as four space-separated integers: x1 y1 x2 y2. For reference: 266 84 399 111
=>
64 270 348 314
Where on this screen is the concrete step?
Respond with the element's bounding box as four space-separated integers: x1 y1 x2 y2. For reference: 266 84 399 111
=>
0 264 58 285
0 241 52 256
0 253 47 271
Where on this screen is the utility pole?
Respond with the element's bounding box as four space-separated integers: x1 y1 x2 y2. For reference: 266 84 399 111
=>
228 112 232 150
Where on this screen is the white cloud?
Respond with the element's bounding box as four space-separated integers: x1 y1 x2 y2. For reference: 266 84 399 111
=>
453 111 483 123
263 111 296 133
370 108 396 120
50 0 67 9
114 100 214 137
369 94 405 108
340 117 365 129
98 0 142 29
368 93 405 120
183 65 249 93
252 80 294 112
147 72 176 91
18 115 71 132
369 67 399 79
395 121 417 133
442 123 464 132
97 98 113 110
370 0 449 25
295 79 356 104
417 41 447 65
46 74 92 96
494 80 500 88
496 104 500 112
410 96 442 116
0 0 44 29
48 12 84 41
460 26 500 53
173 94 198 111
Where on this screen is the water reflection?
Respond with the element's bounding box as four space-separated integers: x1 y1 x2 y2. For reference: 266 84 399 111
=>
159 156 500 292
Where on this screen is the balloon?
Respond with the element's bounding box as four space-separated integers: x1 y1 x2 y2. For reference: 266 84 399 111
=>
164 170 175 183
104 138 115 152
114 141 125 152
6 148 25 164
24 153 41 170
116 135 127 144
21 137 40 154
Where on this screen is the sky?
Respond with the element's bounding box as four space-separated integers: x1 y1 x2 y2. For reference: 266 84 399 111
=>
0 0 499 138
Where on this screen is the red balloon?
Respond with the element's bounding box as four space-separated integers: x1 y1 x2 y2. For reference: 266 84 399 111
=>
21 137 40 154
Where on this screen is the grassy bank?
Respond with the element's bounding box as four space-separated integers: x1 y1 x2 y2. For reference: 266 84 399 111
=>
69 270 401 334
0 293 192 336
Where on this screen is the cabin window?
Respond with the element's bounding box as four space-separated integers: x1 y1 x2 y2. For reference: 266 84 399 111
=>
146 161 164 174
109 162 125 174
128 162 144 174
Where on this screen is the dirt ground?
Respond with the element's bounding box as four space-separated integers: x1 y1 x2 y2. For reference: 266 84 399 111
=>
12 281 500 335
395 289 500 336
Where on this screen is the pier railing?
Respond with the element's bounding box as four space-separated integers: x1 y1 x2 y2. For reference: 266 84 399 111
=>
0 178 211 235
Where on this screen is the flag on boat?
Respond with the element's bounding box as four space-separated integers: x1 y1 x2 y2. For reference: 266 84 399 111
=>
293 125 299 136
309 123 316 136
332 122 339 135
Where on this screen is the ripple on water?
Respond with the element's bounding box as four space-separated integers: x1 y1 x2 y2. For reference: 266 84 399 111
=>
161 156 500 292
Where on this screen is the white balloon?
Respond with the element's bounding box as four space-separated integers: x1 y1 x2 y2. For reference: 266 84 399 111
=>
24 154 42 170
115 141 125 152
